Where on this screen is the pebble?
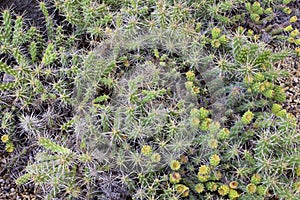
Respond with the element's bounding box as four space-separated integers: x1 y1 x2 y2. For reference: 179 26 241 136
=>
276 57 300 130
0 153 39 200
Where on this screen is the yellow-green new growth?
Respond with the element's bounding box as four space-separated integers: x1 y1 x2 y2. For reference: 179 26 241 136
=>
198 165 210 175
199 107 209 119
175 184 189 197
276 109 287 118
257 185 268 196
211 27 221 39
251 174 261 184
272 104 282 114
185 81 193 90
210 154 221 166
170 160 181 171
252 2 262 14
1 134 9 143
151 153 161 163
217 128 230 140
264 7 273 14
229 189 239 199
197 174 209 182
290 16 298 23
5 142 14 153
190 117 200 128
195 183 205 193
241 110 254 125
141 145 152 156
15 173 31 185
41 43 57 66
169 172 181 184
218 184 229 196
290 29 299 38
186 70 195 82
211 39 221 48
274 86 286 102
296 167 300 177
0 61 18 77
263 89 273 98
12 16 24 46
208 139 218 149
38 137 71 154
294 181 300 192
190 108 199 118
246 183 257 194
284 25 293 32
206 182 218 192
2 10 12 44
250 13 260 22
200 118 212 131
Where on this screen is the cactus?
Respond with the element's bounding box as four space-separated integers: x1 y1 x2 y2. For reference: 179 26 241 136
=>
38 137 71 154
0 0 296 199
218 184 230 196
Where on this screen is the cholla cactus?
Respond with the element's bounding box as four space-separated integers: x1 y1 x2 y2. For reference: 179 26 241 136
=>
251 174 262 184
228 189 239 199
217 128 230 140
272 103 282 114
246 183 257 194
257 185 268 196
170 160 181 171
1 134 9 143
4 1 298 199
141 145 152 156
195 183 205 194
210 154 221 166
206 181 219 192
218 184 229 196
5 142 14 153
199 165 210 175
241 110 254 125
175 184 189 197
169 172 181 184
38 137 71 154
198 173 210 182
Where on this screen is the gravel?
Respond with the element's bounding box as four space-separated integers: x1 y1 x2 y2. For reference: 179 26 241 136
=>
276 57 300 129
0 151 39 199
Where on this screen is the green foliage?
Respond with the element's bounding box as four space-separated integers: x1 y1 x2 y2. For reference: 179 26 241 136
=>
0 0 297 199
38 137 71 154
41 43 57 66
15 173 31 185
15 137 95 199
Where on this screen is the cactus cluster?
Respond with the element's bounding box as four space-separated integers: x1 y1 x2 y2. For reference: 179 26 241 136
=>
0 0 299 199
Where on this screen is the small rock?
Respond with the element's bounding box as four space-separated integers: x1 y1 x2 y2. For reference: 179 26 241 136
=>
2 73 15 83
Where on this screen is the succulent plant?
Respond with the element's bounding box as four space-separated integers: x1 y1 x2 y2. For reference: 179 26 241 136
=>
0 0 296 199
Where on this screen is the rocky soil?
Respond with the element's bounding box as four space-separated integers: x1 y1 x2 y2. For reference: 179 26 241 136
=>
0 151 39 199
277 57 300 128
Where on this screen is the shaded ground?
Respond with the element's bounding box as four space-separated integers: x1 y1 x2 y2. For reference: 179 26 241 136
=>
0 152 40 199
0 0 45 28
